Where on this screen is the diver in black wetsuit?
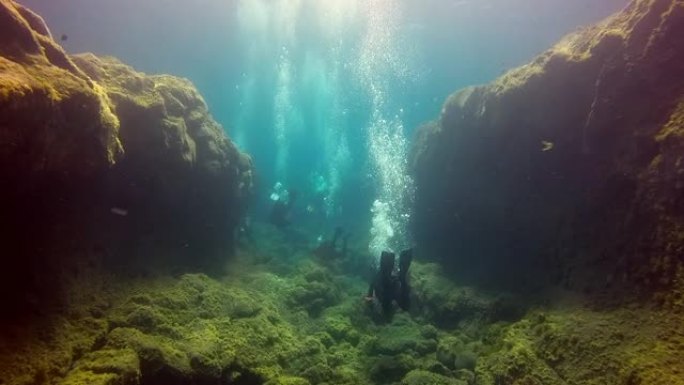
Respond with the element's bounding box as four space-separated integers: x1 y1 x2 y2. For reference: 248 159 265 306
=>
365 248 413 316
313 226 350 259
269 189 298 228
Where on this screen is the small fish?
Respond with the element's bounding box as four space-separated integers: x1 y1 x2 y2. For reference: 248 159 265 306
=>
541 140 554 152
306 204 315 213
110 207 128 216
60 34 68 42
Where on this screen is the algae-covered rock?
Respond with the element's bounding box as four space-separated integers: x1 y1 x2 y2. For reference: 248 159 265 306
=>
0 0 125 316
0 0 121 176
367 326 426 357
437 337 468 370
411 0 684 300
400 370 466 385
105 327 192 379
360 312 440 363
472 306 684 385
288 336 328 373
475 322 568 385
369 354 416 384
64 272 314 384
69 53 254 271
287 262 342 317
61 349 140 385
323 316 361 346
301 362 334 384
0 0 253 325
411 263 517 328
265 376 312 385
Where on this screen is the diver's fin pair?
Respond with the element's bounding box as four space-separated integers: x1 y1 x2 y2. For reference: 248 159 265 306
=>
379 248 413 276
380 251 395 275
398 248 413 280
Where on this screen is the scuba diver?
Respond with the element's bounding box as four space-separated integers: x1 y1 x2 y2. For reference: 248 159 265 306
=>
236 215 255 246
365 248 413 316
269 188 298 228
313 226 350 259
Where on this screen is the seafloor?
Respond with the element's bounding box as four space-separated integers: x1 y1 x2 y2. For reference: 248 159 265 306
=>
3 223 684 385
1 0 683 384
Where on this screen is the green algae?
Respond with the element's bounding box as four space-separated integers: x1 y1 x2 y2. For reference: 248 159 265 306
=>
287 261 343 317
401 370 467 385
61 349 140 385
265 376 311 385
2 225 684 385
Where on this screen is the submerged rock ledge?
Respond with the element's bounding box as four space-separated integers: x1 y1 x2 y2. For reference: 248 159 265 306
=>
412 0 684 303
0 0 253 314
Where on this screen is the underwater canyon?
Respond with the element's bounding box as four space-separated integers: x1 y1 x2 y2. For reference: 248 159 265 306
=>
1 0 683 384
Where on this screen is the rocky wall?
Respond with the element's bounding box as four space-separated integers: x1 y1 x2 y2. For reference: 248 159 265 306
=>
0 0 253 318
411 0 684 303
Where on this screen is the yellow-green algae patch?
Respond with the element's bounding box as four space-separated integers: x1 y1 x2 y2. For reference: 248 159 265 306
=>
0 270 117 385
60 349 140 385
476 306 684 385
20 226 676 385
1 226 684 385
0 0 124 172
487 0 679 97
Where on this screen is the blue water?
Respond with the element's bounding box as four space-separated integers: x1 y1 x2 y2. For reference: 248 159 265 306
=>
24 0 628 260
